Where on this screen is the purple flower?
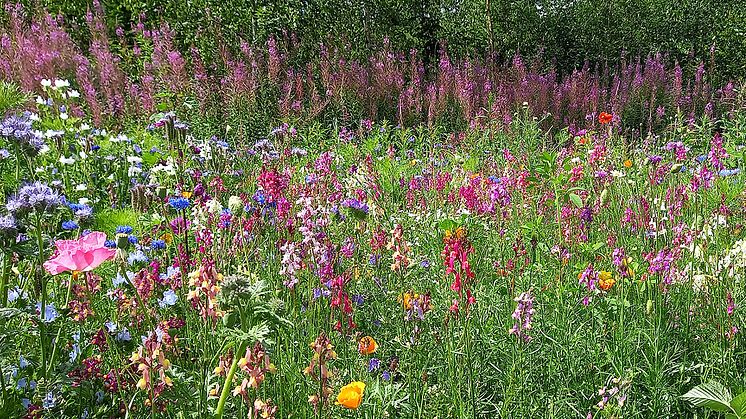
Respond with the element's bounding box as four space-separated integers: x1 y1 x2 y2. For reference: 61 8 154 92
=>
368 358 380 372
0 113 46 156
509 291 535 342
6 182 64 216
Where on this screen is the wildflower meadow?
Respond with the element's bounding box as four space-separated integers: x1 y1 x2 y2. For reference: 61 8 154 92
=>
0 2 745 418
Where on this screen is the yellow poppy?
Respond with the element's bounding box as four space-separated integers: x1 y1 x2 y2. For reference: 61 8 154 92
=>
336 381 365 409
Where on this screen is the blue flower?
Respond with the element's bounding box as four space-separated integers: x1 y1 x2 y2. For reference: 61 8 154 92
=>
168 197 190 210
42 391 56 409
127 235 138 244
368 358 380 372
719 168 741 177
116 328 131 342
116 225 133 234
104 240 116 248
61 220 79 230
127 250 148 265
69 343 81 362
158 289 178 308
382 371 391 381
151 239 166 250
36 302 58 323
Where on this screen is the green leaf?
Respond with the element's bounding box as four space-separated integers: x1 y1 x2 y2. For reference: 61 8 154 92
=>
731 390 746 417
681 382 735 414
569 193 583 209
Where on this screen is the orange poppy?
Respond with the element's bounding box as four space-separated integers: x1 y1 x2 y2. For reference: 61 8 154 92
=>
358 336 378 355
598 271 615 291
336 381 365 409
599 112 613 124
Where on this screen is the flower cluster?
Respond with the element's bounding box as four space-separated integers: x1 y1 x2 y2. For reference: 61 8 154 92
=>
509 291 536 342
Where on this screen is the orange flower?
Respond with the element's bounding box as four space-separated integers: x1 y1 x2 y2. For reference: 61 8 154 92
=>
598 112 613 124
623 159 632 168
336 381 365 409
598 271 615 291
358 336 378 355
181 191 193 199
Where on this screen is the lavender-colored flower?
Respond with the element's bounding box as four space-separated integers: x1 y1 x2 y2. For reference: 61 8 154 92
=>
509 291 535 342
0 214 18 238
0 113 46 156
6 182 64 216
368 358 380 372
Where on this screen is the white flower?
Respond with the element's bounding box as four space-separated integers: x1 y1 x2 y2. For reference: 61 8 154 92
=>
80 123 90 131
127 156 143 164
128 166 142 177
36 96 46 105
41 79 52 88
59 156 75 165
79 151 88 160
75 184 87 192
228 196 243 213
60 113 69 120
205 199 223 215
68 90 80 98
78 198 90 205
54 79 70 89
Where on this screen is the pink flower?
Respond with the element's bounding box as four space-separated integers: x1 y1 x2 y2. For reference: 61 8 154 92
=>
43 232 116 275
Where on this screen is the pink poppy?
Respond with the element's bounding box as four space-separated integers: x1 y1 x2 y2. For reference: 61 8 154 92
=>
43 232 116 275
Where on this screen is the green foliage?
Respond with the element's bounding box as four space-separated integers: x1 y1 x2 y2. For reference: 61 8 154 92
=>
19 0 746 82
0 81 29 116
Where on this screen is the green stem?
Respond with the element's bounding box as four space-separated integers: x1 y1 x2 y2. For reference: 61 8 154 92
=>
215 346 243 419
0 251 9 307
46 272 76 377
35 215 48 381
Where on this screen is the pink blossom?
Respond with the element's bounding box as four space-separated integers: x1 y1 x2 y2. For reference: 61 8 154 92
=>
43 232 116 275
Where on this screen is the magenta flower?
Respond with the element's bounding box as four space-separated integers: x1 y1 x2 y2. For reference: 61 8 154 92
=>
43 232 116 275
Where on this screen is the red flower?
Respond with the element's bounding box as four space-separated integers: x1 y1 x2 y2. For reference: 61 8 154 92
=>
598 112 613 124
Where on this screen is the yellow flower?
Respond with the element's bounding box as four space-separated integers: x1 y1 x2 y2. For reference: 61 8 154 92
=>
181 191 193 199
623 159 632 168
136 377 147 390
598 271 616 291
336 381 365 409
358 336 378 355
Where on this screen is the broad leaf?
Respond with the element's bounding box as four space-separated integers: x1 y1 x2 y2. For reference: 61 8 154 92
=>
681 382 734 414
569 193 583 209
731 390 746 417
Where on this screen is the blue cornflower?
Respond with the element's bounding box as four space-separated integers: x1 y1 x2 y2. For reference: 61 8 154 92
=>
116 225 133 234
151 239 166 250
168 197 190 210
368 358 380 372
61 220 79 230
104 240 116 248
127 234 138 244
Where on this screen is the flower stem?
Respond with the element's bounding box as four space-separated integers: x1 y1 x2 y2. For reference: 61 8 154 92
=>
215 343 244 419
0 251 9 306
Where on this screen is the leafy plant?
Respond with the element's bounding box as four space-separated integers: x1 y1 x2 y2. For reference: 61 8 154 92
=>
681 382 746 418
